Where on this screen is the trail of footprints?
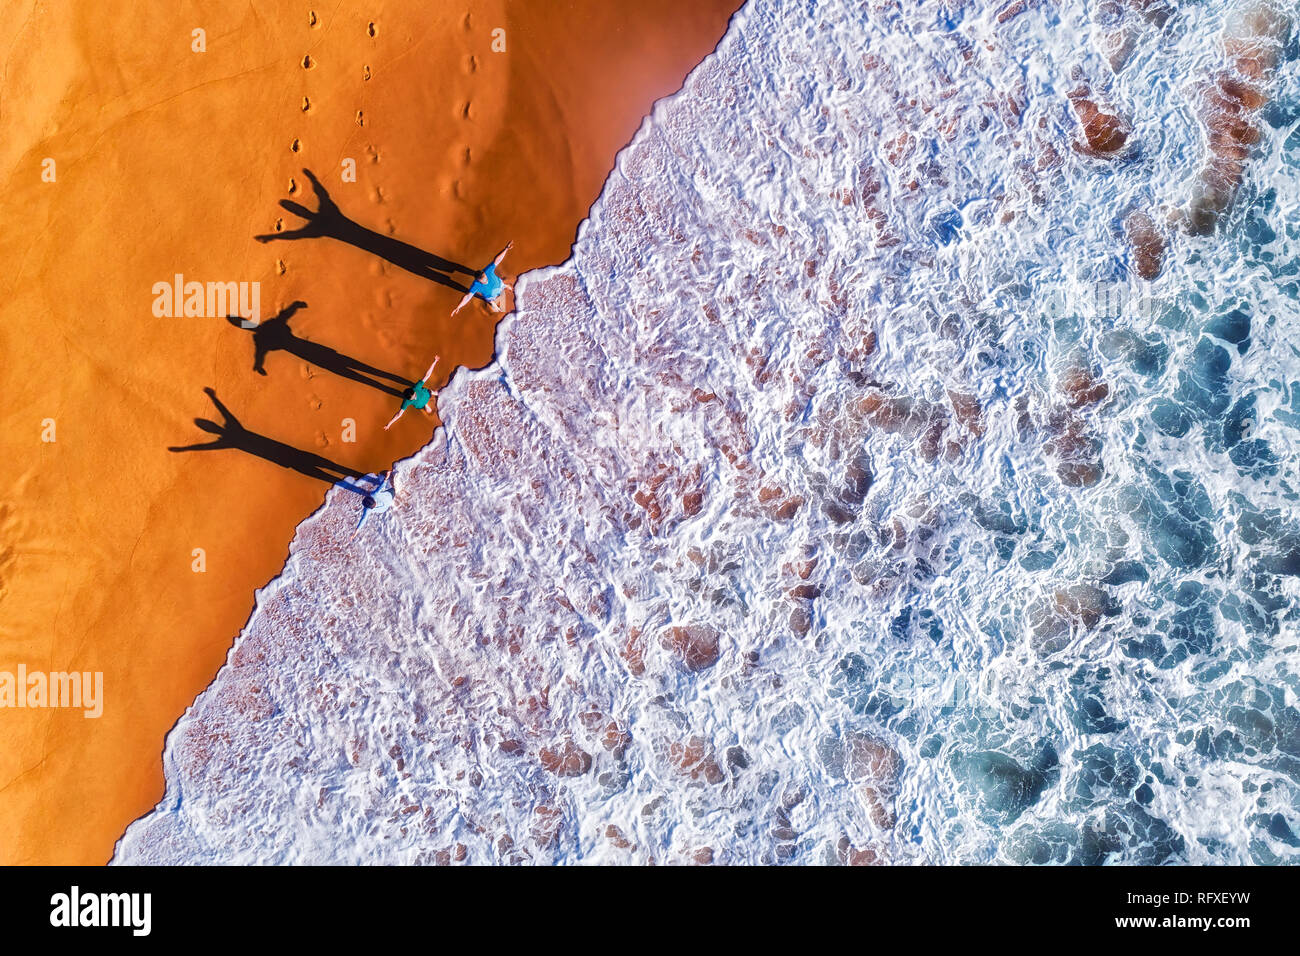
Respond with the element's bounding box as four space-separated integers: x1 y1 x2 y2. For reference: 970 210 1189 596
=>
263 9 484 413
274 10 384 291
267 11 398 419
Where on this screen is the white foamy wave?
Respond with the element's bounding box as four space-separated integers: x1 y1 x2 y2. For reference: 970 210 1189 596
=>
116 0 1300 864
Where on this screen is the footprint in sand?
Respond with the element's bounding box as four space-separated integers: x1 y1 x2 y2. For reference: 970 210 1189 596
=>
367 261 385 277
288 176 298 194
365 145 380 164
464 55 478 74
459 101 472 120
370 186 385 204
301 97 311 112
314 431 330 449
363 64 371 81
367 22 377 38
308 10 318 28
302 54 314 69
274 217 284 232
276 259 287 276
290 138 301 153
356 110 364 127
437 178 466 200
375 288 392 309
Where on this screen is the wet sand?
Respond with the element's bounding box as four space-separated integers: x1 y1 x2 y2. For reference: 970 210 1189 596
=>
0 0 740 864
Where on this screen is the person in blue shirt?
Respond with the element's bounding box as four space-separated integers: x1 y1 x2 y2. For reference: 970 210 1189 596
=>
451 241 514 316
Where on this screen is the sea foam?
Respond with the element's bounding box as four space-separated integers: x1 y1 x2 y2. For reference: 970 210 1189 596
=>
116 0 1300 864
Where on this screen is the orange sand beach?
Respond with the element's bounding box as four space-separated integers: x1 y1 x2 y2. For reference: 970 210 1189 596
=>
0 0 741 864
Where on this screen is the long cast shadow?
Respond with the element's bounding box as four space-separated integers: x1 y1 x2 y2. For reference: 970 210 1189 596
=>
227 301 413 398
254 168 473 292
169 388 365 485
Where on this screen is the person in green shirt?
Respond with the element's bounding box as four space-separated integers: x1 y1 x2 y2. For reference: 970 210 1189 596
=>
384 356 440 430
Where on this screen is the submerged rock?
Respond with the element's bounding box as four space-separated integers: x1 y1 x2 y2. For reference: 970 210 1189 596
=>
1069 88 1132 157
952 744 1058 825
1124 211 1166 280
1186 1 1291 234
659 624 722 672
844 732 902 829
539 741 593 778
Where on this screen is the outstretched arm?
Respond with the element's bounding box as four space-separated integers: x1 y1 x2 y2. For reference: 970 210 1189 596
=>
253 172 339 243
203 388 239 427
300 169 333 207
225 315 269 373
420 356 441 383
335 475 371 496
450 289 475 316
384 406 406 430
492 240 514 268
168 439 228 453
254 200 324 243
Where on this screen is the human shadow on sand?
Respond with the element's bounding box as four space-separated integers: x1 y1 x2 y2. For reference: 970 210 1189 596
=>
226 301 412 398
254 168 473 292
169 387 365 484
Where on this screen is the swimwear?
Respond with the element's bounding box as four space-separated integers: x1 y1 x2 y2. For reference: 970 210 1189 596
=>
401 380 432 411
469 263 505 302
